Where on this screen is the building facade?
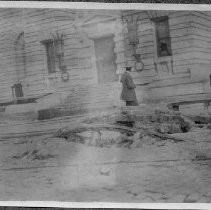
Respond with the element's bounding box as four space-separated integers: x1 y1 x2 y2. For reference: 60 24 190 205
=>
0 8 211 112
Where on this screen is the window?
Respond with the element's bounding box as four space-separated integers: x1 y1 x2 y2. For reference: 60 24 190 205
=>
42 40 56 74
210 74 211 86
153 16 172 57
42 38 64 74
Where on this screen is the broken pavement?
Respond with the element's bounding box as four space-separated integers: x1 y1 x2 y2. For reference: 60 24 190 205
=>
0 104 210 202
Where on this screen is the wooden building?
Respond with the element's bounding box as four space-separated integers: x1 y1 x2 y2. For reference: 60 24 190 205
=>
0 8 211 113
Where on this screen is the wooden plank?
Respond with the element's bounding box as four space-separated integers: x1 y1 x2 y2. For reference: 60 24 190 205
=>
192 11 211 22
170 14 191 25
169 11 190 18
149 82 204 98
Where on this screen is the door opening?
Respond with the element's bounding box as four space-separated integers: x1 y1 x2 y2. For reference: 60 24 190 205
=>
94 35 117 84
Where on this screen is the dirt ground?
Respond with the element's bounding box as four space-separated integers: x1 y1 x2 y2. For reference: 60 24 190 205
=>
0 108 210 202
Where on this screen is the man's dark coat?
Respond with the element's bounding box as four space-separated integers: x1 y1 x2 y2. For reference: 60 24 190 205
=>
120 71 138 102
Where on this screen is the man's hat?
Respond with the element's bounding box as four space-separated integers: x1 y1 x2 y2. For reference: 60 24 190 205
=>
126 66 132 71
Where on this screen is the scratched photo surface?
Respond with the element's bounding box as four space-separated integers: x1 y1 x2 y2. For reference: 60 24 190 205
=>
0 6 210 203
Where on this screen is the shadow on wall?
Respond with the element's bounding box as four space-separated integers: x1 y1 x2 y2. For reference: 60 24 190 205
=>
210 74 211 86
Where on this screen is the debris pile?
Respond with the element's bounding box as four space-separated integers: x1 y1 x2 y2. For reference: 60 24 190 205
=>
55 107 204 149
10 137 59 162
12 148 56 161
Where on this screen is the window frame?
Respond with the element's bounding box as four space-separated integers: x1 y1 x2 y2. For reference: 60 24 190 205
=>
41 39 56 74
152 16 172 58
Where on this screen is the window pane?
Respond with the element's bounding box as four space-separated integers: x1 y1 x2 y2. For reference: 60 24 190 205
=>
46 42 55 73
154 17 172 57
158 37 172 57
156 19 169 39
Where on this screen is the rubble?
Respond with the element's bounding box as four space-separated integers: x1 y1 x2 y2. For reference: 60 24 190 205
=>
0 104 210 202
56 106 200 148
8 136 60 163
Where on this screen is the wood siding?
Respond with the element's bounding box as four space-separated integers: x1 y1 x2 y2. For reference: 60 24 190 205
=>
0 9 211 111
0 8 117 113
120 10 211 101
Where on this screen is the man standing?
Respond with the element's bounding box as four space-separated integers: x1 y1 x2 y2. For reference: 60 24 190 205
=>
120 67 138 106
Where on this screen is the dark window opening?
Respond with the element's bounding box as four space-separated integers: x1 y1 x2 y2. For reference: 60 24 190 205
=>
153 16 172 57
42 40 56 74
210 74 211 86
11 83 24 103
41 38 64 74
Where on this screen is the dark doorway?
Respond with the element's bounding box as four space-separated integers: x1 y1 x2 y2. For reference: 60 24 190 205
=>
94 35 117 83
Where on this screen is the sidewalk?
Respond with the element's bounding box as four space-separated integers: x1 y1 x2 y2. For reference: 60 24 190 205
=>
0 109 115 138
